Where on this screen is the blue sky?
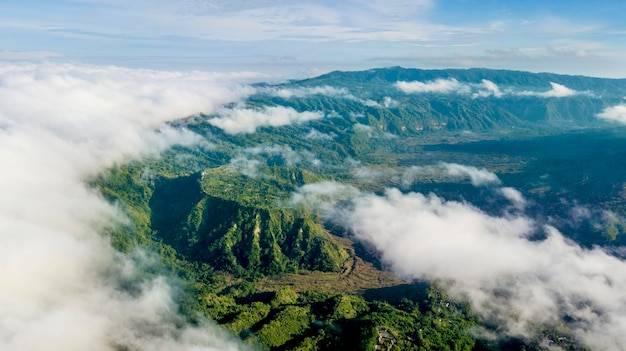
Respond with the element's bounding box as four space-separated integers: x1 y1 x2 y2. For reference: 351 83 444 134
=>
1 0 625 78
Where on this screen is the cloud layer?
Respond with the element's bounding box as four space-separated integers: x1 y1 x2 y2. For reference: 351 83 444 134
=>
597 103 626 124
227 144 323 178
288 181 360 212
354 163 502 187
518 82 578 97
264 85 353 99
208 105 324 134
472 79 503 98
396 79 581 98
437 163 501 186
396 78 469 94
0 62 253 351
263 84 386 108
331 188 626 350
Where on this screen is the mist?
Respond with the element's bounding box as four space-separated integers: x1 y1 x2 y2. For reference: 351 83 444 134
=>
395 78 583 99
396 78 469 94
208 105 324 134
0 62 256 351
329 187 626 350
597 103 626 124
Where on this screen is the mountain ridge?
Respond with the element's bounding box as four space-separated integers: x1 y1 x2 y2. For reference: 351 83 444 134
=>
306 66 626 89
92 66 626 350
239 66 625 140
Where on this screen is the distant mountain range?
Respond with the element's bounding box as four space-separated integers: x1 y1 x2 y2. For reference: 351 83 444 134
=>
246 67 626 135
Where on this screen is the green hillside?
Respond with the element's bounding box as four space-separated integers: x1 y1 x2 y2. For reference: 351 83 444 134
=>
89 67 626 350
247 67 626 135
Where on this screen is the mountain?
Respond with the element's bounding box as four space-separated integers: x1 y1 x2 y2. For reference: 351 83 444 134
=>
306 67 626 91
94 67 626 350
248 67 626 135
150 170 348 275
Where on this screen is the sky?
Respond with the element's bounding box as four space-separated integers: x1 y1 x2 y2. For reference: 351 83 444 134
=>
1 0 625 78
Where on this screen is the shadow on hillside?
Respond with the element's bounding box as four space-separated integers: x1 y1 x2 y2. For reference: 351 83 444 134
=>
361 281 430 306
149 172 203 248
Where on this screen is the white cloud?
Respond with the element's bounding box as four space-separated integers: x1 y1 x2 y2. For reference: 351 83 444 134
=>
3 0 626 78
352 166 393 181
167 1 437 42
288 181 360 211
383 96 399 108
472 79 503 98
597 104 626 124
331 188 626 350
518 82 578 97
442 163 501 186
543 82 578 97
209 105 323 134
395 78 470 94
402 163 501 187
305 128 336 140
569 204 592 224
246 144 302 166
332 189 535 281
396 78 506 98
362 99 382 107
227 156 262 178
499 186 527 209
396 78 586 99
266 85 352 99
0 62 252 351
265 85 392 109
228 144 322 173
353 123 373 133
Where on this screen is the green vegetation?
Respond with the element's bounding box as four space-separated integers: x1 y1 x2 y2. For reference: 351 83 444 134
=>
256 305 312 348
94 156 489 350
88 67 626 350
226 301 271 334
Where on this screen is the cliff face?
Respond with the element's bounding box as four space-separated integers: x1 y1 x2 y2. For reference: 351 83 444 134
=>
148 171 348 276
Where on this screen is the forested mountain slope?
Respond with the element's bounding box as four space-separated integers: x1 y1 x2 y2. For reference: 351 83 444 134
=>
94 67 626 350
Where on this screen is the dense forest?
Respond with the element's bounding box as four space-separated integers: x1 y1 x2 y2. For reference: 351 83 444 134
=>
94 67 626 350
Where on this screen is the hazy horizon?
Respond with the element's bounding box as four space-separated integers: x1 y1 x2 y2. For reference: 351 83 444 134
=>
1 0 626 78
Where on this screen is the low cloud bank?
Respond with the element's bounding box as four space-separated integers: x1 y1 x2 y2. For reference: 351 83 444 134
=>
383 96 399 108
227 144 322 178
518 82 578 97
472 79 503 98
330 188 626 350
356 163 501 187
499 187 527 209
597 104 626 124
438 163 501 186
396 78 469 94
209 105 323 134
288 181 360 211
247 144 303 166
228 156 262 178
396 79 581 99
264 85 393 108
305 128 336 140
265 85 352 99
0 62 253 351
